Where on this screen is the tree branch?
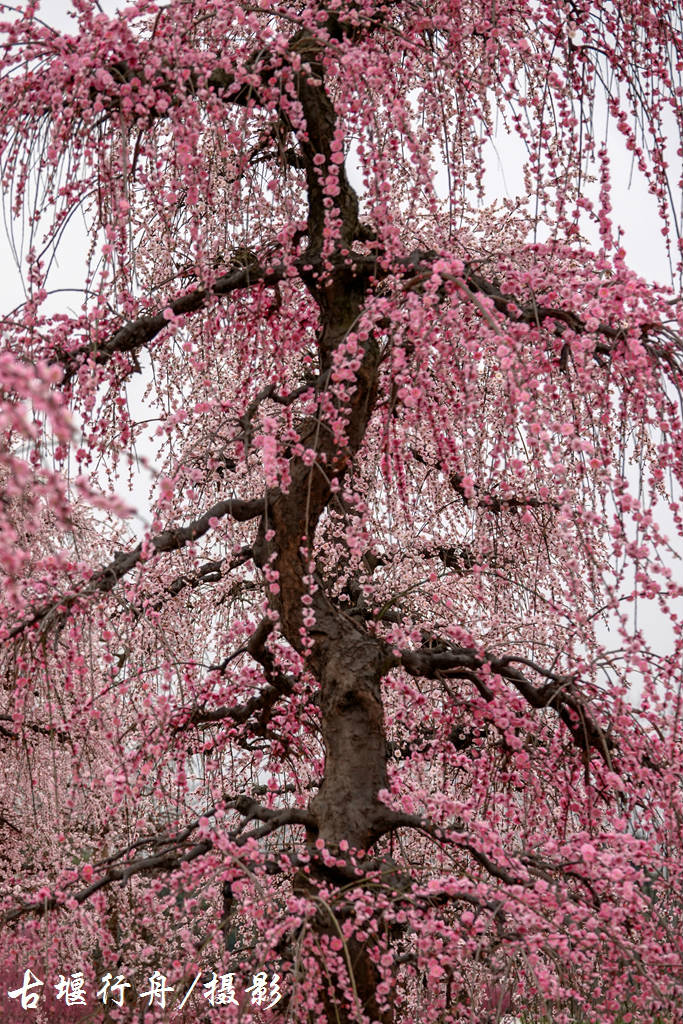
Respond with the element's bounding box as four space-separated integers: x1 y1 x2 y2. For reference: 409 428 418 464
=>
449 472 561 514
58 261 287 384
1 797 314 926
397 251 681 371
173 619 296 736
380 809 526 888
0 714 69 743
400 646 614 765
145 545 253 611
4 497 264 641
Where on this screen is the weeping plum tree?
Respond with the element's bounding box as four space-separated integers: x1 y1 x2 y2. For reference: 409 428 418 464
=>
1 0 683 1021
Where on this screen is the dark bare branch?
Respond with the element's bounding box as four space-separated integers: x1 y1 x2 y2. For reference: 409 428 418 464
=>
0 714 69 743
449 472 561 514
173 619 296 734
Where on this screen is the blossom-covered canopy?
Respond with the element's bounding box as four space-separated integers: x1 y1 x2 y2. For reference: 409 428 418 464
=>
1 0 683 1021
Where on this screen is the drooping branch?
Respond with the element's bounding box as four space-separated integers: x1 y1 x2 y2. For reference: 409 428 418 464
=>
4 495 265 641
449 472 561 514
383 810 610 915
145 545 253 610
178 682 292 730
378 809 527 888
462 267 627 355
400 645 614 765
396 251 683 373
0 714 69 744
173 619 296 735
2 796 314 926
58 261 287 384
